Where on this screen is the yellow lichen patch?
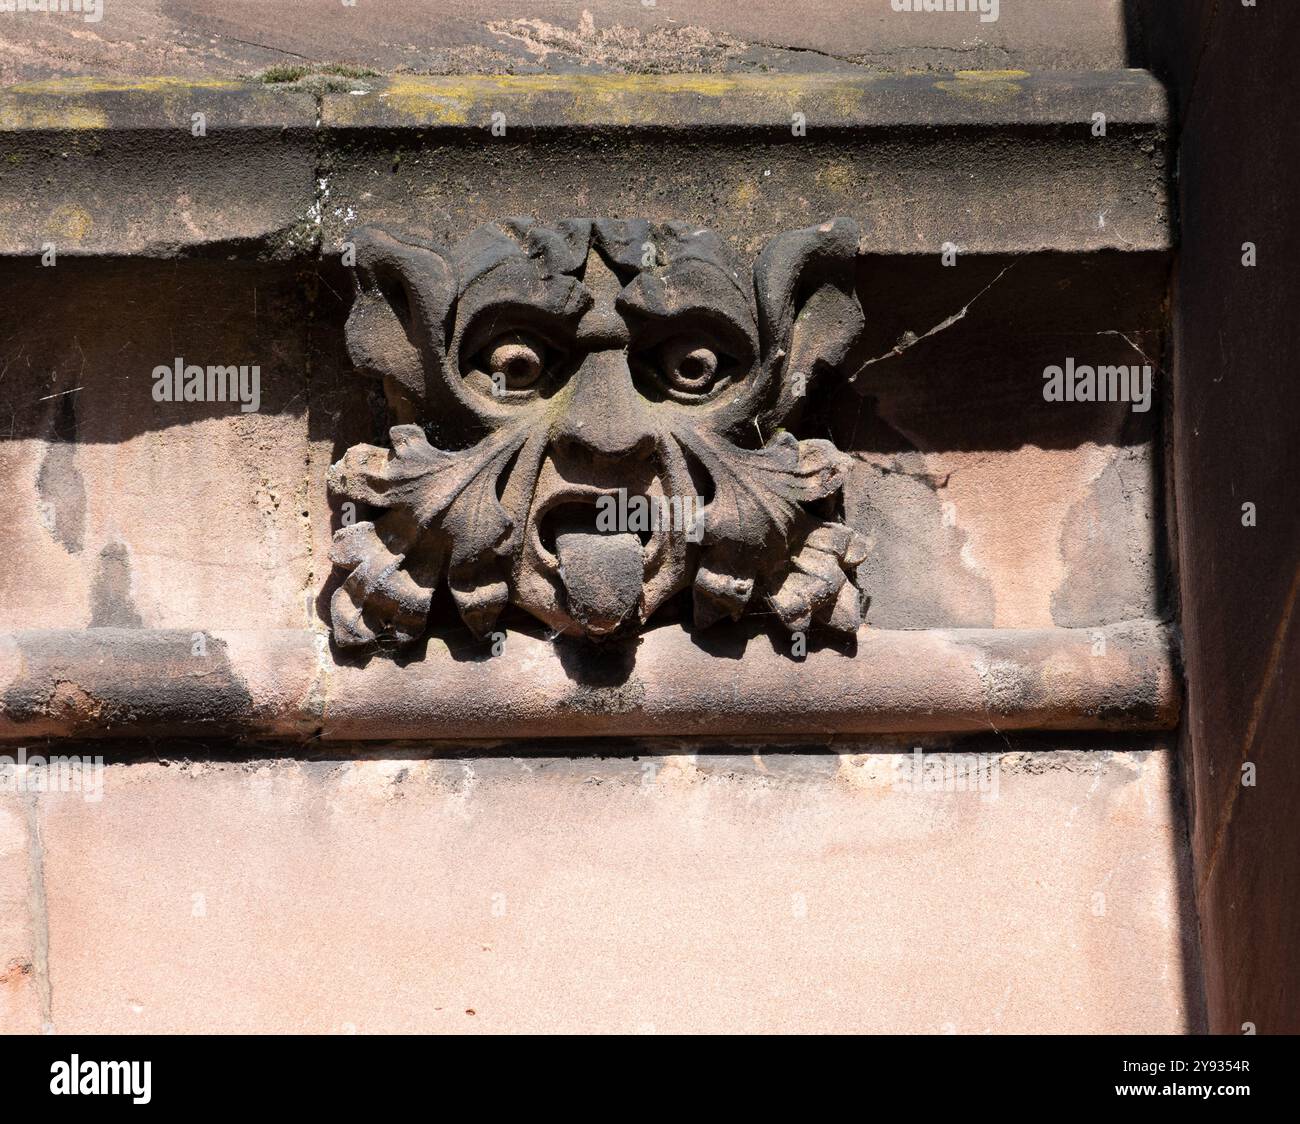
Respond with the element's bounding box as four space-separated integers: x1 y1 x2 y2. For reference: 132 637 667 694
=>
377 76 473 125
371 74 745 126
820 81 875 120
0 77 250 131
954 70 1030 80
340 73 877 127
0 102 108 130
816 160 856 197
570 72 743 103
934 69 1029 104
45 203 93 244
565 74 735 126
5 76 242 95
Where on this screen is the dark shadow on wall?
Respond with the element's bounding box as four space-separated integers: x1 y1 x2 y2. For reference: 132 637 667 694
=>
0 257 314 442
830 250 1173 630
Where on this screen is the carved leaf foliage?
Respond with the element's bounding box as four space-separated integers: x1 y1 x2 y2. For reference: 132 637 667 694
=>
673 428 864 633
672 428 851 551
765 517 870 633
328 517 435 647
327 424 528 644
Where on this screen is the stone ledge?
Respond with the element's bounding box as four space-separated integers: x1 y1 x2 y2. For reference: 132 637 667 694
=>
0 621 1177 743
321 70 1167 129
0 79 318 260
0 77 319 130
0 70 1169 257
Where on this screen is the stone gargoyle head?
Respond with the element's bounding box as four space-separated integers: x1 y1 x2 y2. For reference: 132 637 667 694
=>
328 217 868 646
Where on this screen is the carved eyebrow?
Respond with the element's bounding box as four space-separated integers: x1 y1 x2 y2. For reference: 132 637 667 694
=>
616 291 757 361
454 268 593 347
617 302 756 353
615 261 758 340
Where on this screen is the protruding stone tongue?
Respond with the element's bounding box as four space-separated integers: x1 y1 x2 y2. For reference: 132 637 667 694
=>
555 525 642 636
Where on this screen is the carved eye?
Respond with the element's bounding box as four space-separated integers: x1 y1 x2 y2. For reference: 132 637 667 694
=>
482 332 546 391
659 339 722 397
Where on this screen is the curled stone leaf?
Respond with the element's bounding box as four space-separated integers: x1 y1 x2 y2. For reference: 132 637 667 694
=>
327 424 527 645
328 520 434 646
763 517 869 634
674 428 851 549
674 427 861 635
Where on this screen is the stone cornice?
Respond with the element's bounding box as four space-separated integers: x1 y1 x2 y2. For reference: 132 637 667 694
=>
0 70 1169 258
0 622 1178 742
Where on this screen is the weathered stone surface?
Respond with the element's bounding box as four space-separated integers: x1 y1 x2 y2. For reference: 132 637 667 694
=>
322 621 1178 740
841 247 1171 630
0 1 1134 87
0 792 43 1034
321 71 1169 256
32 745 1197 1034
0 623 1176 742
324 70 1165 129
0 72 1169 258
0 630 320 740
0 80 317 258
328 218 867 644
0 262 313 630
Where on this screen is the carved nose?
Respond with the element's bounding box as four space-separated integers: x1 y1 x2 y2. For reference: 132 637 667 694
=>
553 349 654 460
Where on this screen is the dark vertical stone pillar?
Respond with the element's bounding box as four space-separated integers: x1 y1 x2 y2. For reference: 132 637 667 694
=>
1135 0 1300 1034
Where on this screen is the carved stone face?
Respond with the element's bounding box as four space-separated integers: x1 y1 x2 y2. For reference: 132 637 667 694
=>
328 218 869 646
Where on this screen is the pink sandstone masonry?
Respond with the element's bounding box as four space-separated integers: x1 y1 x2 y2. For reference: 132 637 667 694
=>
0 49 1219 1037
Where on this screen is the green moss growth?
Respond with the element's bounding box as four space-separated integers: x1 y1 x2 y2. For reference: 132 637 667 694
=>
259 63 381 85
260 65 311 84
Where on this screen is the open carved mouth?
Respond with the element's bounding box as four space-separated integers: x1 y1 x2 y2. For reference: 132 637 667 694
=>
531 488 658 637
537 499 652 555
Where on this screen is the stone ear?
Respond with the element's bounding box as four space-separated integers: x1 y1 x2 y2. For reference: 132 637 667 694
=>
755 218 864 420
345 226 456 405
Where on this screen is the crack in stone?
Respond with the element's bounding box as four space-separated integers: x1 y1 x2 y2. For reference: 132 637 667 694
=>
848 258 1020 379
1098 329 1163 372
